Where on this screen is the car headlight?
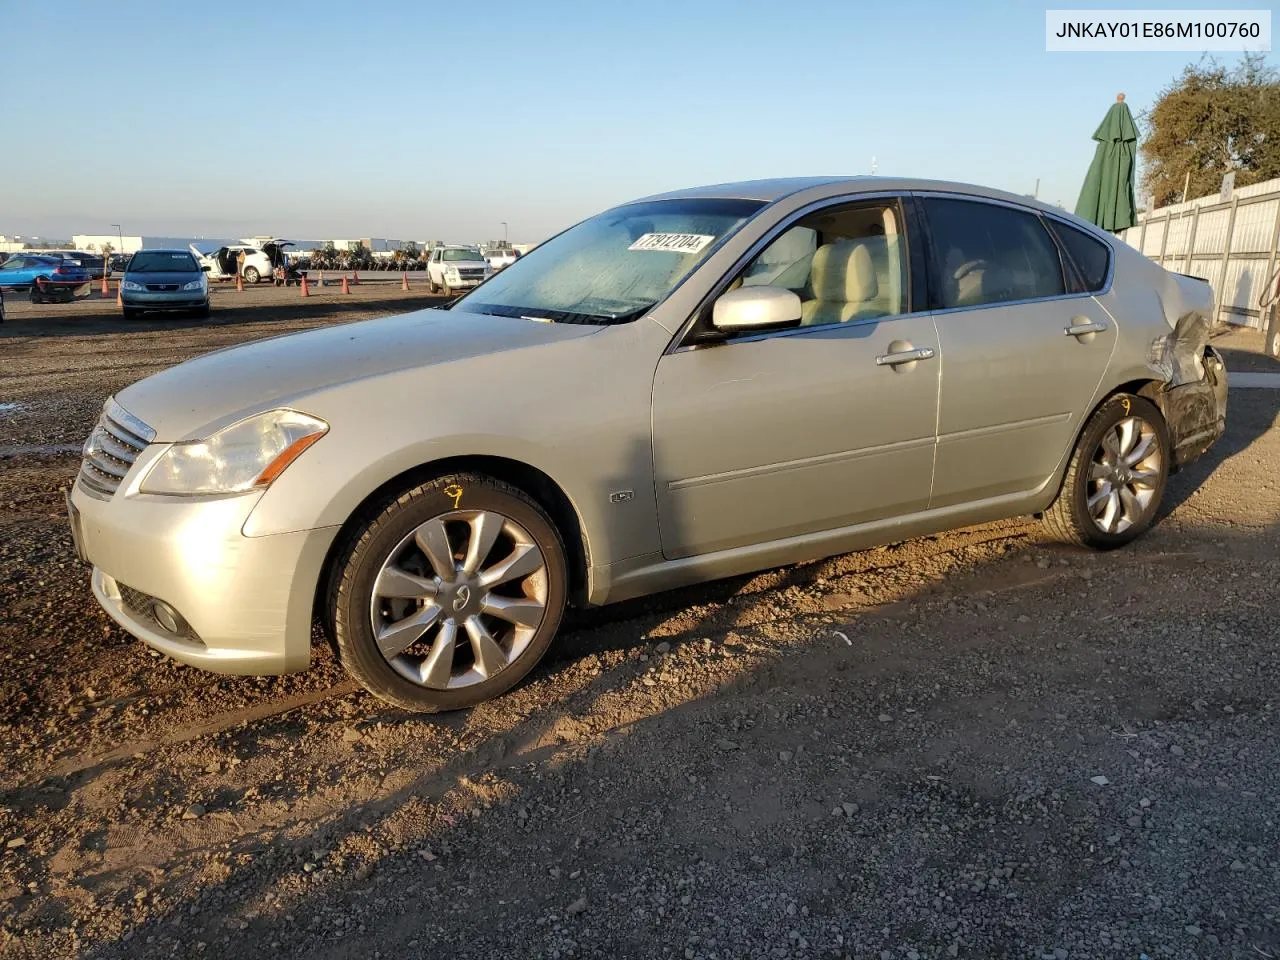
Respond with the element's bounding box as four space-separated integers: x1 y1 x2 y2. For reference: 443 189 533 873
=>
122 280 144 291
182 278 207 291
139 410 328 496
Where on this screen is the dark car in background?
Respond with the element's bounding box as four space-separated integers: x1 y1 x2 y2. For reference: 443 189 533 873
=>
52 251 107 279
120 249 210 319
0 254 93 302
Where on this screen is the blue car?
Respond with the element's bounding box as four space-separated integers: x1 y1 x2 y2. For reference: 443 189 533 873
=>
120 249 211 319
0 254 93 303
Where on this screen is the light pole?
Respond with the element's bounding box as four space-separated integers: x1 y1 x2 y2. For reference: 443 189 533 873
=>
500 221 508 244
111 224 122 254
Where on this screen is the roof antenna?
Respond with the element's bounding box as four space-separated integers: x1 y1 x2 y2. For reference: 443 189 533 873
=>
870 156 878 176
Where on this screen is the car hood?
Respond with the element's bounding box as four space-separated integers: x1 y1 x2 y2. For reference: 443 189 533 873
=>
442 260 487 268
116 308 601 441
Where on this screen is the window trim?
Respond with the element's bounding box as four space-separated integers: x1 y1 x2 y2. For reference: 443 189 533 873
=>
1042 213 1114 295
912 191 1114 316
671 192 926 352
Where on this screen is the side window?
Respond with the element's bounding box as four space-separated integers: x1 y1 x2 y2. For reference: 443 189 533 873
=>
729 199 909 329
0 258 22 271
923 198 1065 309
1046 219 1111 293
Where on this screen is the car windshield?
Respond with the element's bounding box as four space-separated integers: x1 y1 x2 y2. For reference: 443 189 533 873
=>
442 249 482 262
129 252 198 272
453 198 764 324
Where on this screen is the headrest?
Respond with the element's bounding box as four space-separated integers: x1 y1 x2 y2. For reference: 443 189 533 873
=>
810 239 879 302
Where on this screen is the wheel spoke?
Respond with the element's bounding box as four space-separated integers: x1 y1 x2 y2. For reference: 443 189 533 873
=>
373 565 438 600
1087 480 1113 512
481 594 545 628
377 603 441 658
413 518 456 580
464 616 507 678
1115 418 1139 458
1123 432 1155 466
1088 460 1111 481
1100 426 1122 460
1130 468 1159 486
1099 489 1121 531
462 511 504 577
477 542 543 589
1118 484 1142 522
420 619 457 688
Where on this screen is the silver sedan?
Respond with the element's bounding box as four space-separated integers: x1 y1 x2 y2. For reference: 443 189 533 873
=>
68 177 1228 711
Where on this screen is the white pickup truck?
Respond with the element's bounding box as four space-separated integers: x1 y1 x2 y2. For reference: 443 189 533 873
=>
427 246 491 296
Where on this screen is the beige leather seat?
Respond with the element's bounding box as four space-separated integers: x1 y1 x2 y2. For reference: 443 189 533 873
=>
800 239 884 326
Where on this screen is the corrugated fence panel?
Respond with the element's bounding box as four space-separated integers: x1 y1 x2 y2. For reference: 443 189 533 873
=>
1187 257 1223 292
1219 258 1268 320
1233 198 1278 253
1142 219 1166 256
1193 207 1230 255
1163 214 1190 261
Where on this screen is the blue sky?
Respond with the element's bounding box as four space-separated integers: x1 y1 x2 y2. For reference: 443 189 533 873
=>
1 0 1272 243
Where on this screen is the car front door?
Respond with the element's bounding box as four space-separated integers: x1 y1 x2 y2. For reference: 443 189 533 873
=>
0 258 34 288
651 196 940 559
919 195 1117 507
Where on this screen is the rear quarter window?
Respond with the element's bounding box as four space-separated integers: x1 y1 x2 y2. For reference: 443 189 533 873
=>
1047 220 1111 293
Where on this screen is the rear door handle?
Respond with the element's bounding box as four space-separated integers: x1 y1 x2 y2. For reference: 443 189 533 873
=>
1064 318 1107 338
875 346 935 367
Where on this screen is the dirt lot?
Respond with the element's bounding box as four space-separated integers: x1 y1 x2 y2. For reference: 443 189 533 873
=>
1 289 1279 960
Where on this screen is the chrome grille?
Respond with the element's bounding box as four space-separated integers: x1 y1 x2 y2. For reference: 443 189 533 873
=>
78 398 155 498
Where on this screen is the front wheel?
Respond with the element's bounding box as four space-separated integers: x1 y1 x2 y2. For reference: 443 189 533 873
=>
1042 394 1170 549
328 473 568 712
29 282 44 304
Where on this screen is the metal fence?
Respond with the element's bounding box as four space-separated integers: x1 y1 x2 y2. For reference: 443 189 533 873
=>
1119 175 1280 329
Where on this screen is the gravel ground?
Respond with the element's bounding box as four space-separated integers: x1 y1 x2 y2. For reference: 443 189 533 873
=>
1 297 1278 960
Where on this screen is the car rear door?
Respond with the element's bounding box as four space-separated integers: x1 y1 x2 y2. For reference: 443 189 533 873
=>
918 194 1117 507
651 195 940 559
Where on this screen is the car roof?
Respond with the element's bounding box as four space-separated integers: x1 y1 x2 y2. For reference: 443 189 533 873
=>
633 176 1068 218
132 248 197 255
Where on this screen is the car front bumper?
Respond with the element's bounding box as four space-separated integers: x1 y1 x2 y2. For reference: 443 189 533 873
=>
121 291 208 310
70 479 336 675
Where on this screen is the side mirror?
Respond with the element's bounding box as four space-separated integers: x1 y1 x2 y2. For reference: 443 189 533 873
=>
200 265 211 272
711 286 802 332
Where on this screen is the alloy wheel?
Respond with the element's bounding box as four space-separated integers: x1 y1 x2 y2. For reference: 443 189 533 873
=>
369 510 549 689
1086 415 1162 534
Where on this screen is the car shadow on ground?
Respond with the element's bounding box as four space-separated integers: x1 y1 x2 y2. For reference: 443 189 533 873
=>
52 518 1280 960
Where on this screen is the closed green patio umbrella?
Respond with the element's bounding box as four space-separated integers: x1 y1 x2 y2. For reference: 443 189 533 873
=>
1075 93 1138 232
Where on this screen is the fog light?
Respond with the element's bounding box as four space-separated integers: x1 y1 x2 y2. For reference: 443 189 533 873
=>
151 600 183 634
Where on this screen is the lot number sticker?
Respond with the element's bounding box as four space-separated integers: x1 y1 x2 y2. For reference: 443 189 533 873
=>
628 233 715 254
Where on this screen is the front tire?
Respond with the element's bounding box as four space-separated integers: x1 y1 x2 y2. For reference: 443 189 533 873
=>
1042 394 1170 549
328 473 568 712
29 282 44 304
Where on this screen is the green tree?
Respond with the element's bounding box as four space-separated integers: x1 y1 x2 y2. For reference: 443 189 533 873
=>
1141 54 1280 208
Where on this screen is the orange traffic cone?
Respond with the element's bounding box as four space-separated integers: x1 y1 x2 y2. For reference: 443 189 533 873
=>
401 271 409 291
341 276 350 294
351 270 360 286
100 275 109 297
300 275 310 297
116 286 122 307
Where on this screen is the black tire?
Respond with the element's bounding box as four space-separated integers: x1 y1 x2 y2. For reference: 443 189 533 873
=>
428 275 439 294
442 280 453 298
192 303 210 319
1042 393 1170 549
122 306 139 320
243 266 260 284
328 473 568 712
29 283 43 304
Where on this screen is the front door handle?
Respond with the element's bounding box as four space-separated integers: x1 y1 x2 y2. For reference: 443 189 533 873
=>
875 345 936 368
1065 317 1108 338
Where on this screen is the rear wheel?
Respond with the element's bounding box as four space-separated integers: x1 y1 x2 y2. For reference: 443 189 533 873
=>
243 266 260 284
1042 394 1169 549
29 282 43 304
329 473 568 712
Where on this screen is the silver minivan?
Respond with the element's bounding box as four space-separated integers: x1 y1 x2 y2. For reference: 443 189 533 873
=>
68 177 1227 712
